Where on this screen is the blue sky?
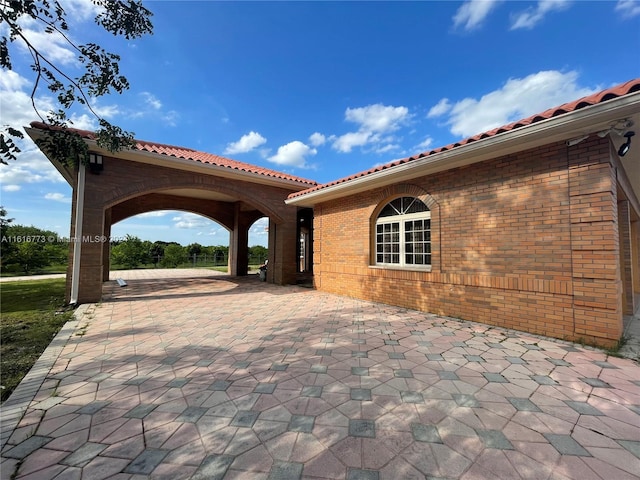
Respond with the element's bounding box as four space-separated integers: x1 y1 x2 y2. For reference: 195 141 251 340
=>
1 0 639 248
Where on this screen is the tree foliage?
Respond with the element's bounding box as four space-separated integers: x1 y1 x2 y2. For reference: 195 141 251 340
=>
1 222 68 273
160 243 186 268
110 234 148 268
0 0 153 166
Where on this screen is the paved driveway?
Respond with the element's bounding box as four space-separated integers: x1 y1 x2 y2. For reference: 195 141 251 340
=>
1 269 639 479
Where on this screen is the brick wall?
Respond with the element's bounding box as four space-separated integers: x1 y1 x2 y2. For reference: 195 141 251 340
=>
313 137 624 347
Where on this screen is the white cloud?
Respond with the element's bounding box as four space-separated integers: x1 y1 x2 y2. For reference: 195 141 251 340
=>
45 192 71 203
431 70 598 138
333 131 373 153
0 142 66 185
332 104 410 153
0 70 67 185
224 131 267 155
2 185 21 192
92 104 120 119
345 104 410 133
268 141 317 168
18 29 76 66
63 0 104 22
138 211 171 218
173 213 210 229
415 137 434 151
510 0 571 30
616 0 640 18
309 132 326 146
68 113 97 131
427 98 452 118
0 70 56 129
141 92 162 110
374 144 400 154
453 0 502 30
249 217 269 237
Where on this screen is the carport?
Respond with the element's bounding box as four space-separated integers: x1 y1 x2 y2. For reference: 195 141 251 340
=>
26 122 317 304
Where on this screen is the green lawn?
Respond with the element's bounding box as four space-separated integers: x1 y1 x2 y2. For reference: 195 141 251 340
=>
0 278 74 402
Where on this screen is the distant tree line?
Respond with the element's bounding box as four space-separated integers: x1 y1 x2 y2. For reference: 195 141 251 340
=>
0 208 267 274
1 207 68 274
110 235 267 269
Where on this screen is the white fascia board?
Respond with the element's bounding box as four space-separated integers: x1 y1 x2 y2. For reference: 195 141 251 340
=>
286 93 640 207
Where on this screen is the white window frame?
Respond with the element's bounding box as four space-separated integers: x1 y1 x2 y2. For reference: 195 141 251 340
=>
374 198 431 269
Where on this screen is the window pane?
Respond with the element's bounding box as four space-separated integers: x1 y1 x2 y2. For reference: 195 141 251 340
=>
405 198 428 214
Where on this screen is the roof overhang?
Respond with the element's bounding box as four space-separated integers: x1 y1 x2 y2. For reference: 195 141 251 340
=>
25 127 315 192
286 92 640 207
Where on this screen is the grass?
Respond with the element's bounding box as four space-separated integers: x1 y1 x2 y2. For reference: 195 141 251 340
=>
0 263 67 277
0 278 74 402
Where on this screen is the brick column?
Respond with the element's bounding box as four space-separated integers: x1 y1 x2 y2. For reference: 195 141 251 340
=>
75 207 106 304
73 171 107 304
229 203 250 276
568 140 623 344
268 210 298 285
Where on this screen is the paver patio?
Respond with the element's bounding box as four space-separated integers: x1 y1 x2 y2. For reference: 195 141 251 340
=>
1 269 639 479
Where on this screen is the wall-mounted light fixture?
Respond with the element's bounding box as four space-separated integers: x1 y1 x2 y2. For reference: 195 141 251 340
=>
88 153 103 174
618 131 635 157
597 118 635 138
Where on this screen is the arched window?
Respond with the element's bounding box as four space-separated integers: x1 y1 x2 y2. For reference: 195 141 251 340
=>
375 197 431 267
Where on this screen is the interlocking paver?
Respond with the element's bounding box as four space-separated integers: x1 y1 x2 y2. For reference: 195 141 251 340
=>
192 455 235 479
349 419 376 438
60 442 108 467
123 448 169 474
1 269 639 480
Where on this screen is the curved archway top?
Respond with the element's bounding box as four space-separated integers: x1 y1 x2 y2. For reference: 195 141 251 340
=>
109 191 268 229
368 184 439 220
105 182 288 225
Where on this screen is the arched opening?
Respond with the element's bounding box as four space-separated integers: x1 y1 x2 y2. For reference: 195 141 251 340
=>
109 210 231 271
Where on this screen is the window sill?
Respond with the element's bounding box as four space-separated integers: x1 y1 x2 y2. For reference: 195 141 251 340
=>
369 265 432 273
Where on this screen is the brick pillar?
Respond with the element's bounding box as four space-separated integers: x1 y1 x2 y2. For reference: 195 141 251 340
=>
568 140 623 344
229 203 250 276
102 208 112 282
268 210 298 285
73 171 107 304
75 206 105 304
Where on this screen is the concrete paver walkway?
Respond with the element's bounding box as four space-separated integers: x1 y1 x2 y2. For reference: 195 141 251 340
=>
1 269 639 479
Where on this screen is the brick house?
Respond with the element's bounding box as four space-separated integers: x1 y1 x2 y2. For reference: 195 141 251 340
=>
286 79 640 348
30 79 639 348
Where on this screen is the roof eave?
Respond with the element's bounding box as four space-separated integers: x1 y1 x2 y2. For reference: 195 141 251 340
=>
25 127 315 192
286 92 640 207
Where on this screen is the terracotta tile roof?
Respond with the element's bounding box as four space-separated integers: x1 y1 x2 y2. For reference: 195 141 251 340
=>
287 78 640 200
29 121 317 187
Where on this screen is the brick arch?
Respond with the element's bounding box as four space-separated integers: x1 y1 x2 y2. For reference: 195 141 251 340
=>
109 191 267 230
104 183 286 225
368 184 439 219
